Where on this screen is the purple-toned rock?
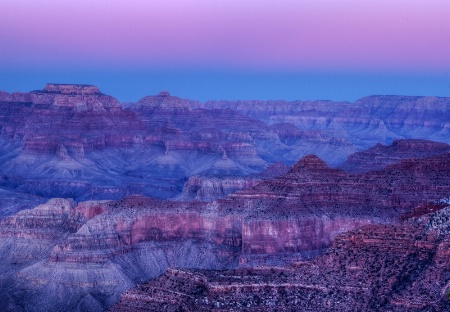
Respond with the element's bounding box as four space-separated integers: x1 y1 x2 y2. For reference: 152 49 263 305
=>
1 151 450 310
110 203 450 311
1 86 449 210
177 162 290 201
131 90 197 112
341 139 450 172
43 83 101 95
198 95 450 149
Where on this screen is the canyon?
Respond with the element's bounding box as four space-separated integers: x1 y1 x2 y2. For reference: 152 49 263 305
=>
0 150 449 311
0 85 449 217
0 84 449 311
111 201 450 311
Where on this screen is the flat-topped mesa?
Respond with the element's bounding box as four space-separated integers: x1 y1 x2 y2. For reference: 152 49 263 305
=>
38 83 121 110
43 83 101 95
355 94 450 106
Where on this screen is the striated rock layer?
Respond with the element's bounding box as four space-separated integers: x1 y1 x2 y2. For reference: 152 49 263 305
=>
341 139 450 173
0 85 358 211
1 86 449 218
1 153 450 311
196 95 450 149
111 203 450 311
177 162 290 201
0 197 242 311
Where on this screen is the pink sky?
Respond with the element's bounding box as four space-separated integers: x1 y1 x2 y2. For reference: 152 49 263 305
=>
1 0 449 72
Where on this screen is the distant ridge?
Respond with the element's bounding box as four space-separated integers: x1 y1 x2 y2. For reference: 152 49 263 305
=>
0 84 448 217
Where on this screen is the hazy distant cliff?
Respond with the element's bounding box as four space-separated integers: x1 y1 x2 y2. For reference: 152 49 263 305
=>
0 84 449 218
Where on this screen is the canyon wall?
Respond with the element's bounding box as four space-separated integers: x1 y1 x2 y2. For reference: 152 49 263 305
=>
198 95 450 148
1 152 450 310
0 86 449 218
111 203 450 311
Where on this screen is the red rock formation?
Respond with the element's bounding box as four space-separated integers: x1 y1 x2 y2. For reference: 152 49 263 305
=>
1 152 450 311
228 153 450 220
0 196 241 310
110 204 450 311
0 86 449 310
0 86 287 205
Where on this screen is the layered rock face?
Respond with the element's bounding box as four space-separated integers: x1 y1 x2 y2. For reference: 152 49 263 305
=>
228 153 450 220
197 95 450 149
1 153 450 311
225 153 450 265
177 162 290 201
0 85 449 310
43 83 101 95
0 84 153 209
0 86 449 218
0 197 243 311
0 86 358 214
341 139 450 172
111 203 450 312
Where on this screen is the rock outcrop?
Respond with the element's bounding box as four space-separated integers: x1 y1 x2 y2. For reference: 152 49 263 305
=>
131 90 198 112
1 152 450 311
197 95 450 149
0 85 157 210
110 202 450 311
0 196 242 311
0 86 449 218
228 153 450 220
43 83 101 95
177 162 290 201
341 139 450 173
0 85 449 310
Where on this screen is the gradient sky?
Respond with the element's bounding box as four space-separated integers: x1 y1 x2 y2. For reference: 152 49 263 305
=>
1 0 449 102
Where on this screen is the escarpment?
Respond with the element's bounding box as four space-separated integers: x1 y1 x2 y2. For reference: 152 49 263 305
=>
0 86 449 311
341 139 450 173
111 204 450 312
1 87 449 218
198 95 450 148
1 152 450 311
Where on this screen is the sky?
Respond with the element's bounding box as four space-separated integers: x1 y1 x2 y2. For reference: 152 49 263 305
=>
0 0 449 102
